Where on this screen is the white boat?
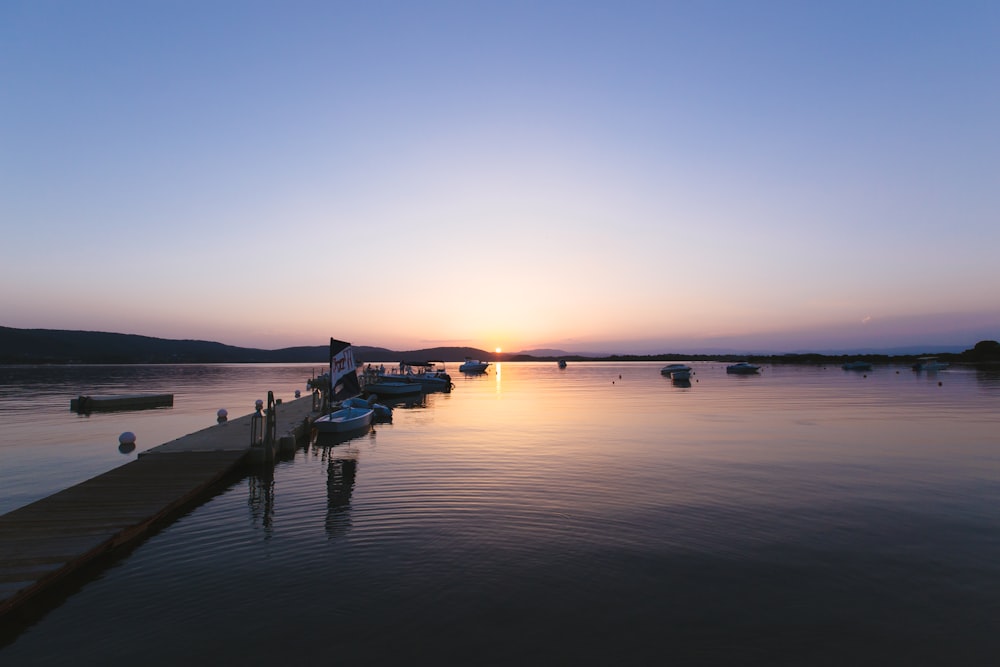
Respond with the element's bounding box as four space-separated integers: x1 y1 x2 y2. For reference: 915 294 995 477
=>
315 338 374 433
660 363 692 377
912 357 949 372
842 361 873 371
313 404 373 433
726 361 761 374
459 358 490 374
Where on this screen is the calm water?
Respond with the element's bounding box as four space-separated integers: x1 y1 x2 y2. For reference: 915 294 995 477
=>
2 361 999 665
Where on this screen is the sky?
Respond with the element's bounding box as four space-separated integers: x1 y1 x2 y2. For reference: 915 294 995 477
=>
2 1 998 354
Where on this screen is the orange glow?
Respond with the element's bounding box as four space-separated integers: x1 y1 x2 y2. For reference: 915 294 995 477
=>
495 347 502 353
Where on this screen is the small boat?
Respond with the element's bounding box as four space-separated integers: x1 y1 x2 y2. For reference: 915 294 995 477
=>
315 338 374 433
660 363 692 378
459 358 490 374
343 396 392 422
557 359 567 369
313 404 373 433
726 361 760 375
842 361 873 371
912 356 949 372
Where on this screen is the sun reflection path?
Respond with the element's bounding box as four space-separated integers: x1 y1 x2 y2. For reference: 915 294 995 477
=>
495 362 502 395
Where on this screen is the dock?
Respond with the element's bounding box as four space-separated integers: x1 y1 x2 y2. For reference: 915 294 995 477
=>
0 394 321 628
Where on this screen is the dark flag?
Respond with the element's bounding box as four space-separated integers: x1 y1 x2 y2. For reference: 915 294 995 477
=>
329 338 362 401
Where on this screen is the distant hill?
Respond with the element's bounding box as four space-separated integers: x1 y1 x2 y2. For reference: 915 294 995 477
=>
0 327 492 365
2 326 995 366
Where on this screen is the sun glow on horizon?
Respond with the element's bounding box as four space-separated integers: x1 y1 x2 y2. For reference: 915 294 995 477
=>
495 347 502 353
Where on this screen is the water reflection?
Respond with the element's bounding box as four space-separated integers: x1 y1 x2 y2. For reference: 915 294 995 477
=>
312 427 370 538
974 365 1000 390
325 452 358 538
247 467 275 538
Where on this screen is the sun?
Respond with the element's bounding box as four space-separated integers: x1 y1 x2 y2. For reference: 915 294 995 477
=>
495 347 502 354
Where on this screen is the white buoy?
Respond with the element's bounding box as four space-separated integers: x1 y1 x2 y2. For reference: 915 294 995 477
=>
119 431 136 445
217 408 228 423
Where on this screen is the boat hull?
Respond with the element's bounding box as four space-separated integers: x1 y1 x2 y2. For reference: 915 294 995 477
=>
365 381 423 396
726 363 760 374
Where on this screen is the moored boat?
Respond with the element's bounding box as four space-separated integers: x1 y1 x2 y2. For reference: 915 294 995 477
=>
842 361 873 371
912 357 949 372
726 361 760 375
459 358 490 374
314 338 374 433
364 380 423 397
660 363 692 377
313 404 374 433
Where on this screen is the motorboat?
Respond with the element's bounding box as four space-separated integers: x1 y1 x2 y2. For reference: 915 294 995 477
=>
726 361 761 375
660 363 692 377
459 358 490 374
313 403 373 433
364 380 423 397
395 361 453 391
842 361 873 371
912 357 949 372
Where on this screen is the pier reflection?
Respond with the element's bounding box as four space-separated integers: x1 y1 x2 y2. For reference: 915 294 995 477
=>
247 467 275 538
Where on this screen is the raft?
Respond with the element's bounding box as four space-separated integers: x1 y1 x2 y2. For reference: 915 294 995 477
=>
71 393 174 413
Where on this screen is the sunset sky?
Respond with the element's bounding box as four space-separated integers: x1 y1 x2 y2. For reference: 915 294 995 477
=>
2 1 998 354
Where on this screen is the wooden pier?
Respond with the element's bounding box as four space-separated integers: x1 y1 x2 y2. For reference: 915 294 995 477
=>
0 394 321 628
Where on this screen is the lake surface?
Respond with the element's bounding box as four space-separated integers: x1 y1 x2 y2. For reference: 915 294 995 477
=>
2 361 999 665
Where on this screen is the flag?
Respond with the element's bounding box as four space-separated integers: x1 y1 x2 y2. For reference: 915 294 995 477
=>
330 338 361 401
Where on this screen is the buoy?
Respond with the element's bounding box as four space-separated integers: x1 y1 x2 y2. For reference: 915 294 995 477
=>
217 408 228 423
295 390 301 398
119 431 136 445
938 381 942 386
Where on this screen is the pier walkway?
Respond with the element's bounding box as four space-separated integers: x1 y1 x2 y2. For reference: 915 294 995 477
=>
0 395 320 626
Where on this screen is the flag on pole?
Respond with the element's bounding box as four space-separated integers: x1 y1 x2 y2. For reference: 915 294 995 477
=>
330 338 361 401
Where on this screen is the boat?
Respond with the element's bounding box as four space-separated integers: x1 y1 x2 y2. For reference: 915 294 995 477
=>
314 338 373 433
660 363 692 378
558 359 567 369
313 404 374 433
342 396 392 422
912 357 949 372
364 380 423 397
459 358 490 374
842 361 873 371
726 362 761 375
70 393 173 413
384 361 453 391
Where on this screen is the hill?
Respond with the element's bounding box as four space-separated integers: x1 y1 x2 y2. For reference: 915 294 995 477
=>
1 326 996 366
0 327 493 365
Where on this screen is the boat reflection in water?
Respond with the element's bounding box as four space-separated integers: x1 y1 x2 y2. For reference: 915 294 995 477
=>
312 426 369 538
